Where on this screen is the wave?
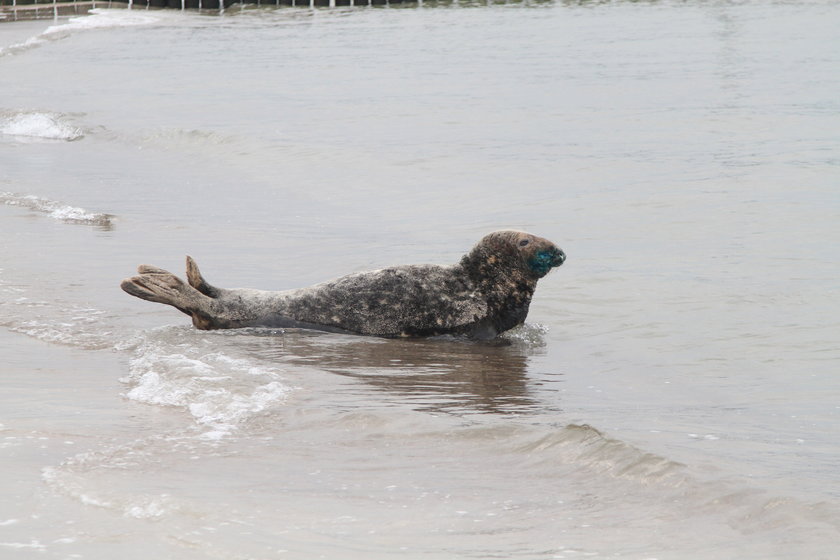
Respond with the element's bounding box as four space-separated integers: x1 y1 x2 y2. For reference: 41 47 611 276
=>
2 309 118 351
41 433 202 520
137 127 239 148
0 276 114 350
0 278 295 439
3 274 837 550
512 423 689 485
0 278 121 350
0 191 114 227
0 111 83 141
42 8 161 35
5 283 837 550
122 328 295 440
501 322 549 347
517 423 839 539
0 9 161 57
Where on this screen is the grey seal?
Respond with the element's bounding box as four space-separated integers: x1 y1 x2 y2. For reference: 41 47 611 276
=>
120 230 565 340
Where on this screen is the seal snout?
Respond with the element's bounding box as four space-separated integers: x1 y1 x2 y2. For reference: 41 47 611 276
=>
527 243 566 278
552 247 567 267
542 245 566 273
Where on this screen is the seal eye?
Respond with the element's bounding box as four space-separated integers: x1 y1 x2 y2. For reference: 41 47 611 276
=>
519 239 530 247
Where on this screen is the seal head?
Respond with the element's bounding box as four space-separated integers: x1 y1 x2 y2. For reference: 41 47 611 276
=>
455 231 565 338
460 230 566 283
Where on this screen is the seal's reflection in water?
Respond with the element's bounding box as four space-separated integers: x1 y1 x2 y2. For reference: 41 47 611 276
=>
237 328 560 415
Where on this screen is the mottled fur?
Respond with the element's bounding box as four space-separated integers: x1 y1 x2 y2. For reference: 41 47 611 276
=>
121 230 565 340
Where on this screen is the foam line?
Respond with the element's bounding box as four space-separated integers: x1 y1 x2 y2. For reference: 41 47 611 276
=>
0 191 114 227
0 111 83 141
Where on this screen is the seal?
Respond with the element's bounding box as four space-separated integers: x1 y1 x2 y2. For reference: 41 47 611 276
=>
120 230 565 340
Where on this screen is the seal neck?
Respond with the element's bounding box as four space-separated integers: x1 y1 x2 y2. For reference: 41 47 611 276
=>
458 246 536 336
459 242 537 293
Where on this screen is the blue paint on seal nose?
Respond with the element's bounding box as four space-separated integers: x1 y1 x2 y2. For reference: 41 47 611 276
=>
529 247 566 277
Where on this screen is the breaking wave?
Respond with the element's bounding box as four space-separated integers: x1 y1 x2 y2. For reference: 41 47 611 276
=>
1 271 295 440
122 328 295 440
0 111 83 141
41 440 190 520
0 282 120 351
0 191 114 227
502 322 549 347
0 9 161 57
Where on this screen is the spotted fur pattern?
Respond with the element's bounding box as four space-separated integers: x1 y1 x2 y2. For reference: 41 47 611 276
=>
121 230 565 340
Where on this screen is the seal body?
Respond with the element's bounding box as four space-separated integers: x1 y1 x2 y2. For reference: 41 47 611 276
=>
121 230 565 340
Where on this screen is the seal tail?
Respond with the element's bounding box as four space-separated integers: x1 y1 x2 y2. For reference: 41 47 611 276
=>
120 257 220 330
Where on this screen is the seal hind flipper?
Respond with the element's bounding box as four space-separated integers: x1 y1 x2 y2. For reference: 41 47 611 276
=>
186 256 222 298
120 265 218 329
137 264 171 275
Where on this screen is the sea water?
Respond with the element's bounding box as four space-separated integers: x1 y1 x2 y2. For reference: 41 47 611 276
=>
1 1 839 558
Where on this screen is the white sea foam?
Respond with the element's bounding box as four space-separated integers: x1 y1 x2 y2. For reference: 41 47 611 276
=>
43 459 181 520
0 191 113 227
0 31 48 58
123 495 173 519
42 9 161 37
0 540 46 551
124 334 294 439
502 322 549 347
0 112 83 141
2 269 291 439
140 128 238 148
0 284 121 350
0 9 161 57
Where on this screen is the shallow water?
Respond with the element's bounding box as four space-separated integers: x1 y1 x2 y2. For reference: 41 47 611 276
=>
1 1 839 558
